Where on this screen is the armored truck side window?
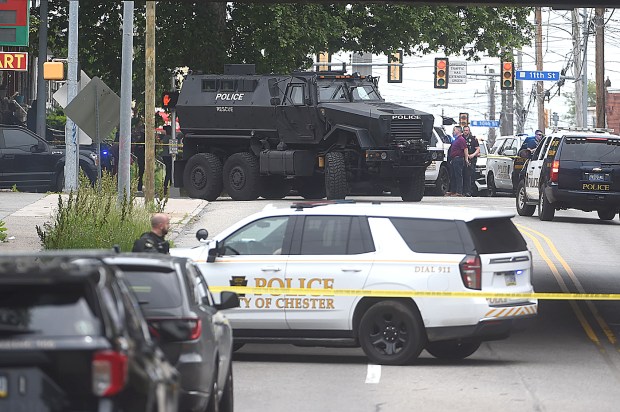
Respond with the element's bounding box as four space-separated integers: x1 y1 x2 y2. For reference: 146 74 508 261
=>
239 79 258 92
286 84 305 105
220 79 236 92
202 79 217 91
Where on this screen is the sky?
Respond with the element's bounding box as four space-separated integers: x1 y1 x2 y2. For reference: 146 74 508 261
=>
329 7 620 140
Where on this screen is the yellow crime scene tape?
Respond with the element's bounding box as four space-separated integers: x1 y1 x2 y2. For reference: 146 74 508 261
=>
207 286 620 301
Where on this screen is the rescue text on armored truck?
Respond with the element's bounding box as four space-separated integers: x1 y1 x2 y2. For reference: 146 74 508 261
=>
173 64 441 203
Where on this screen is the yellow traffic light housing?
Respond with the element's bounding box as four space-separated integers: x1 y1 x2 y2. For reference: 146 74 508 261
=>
434 58 449 89
43 61 64 81
388 50 403 83
316 52 331 72
459 112 469 128
501 61 515 91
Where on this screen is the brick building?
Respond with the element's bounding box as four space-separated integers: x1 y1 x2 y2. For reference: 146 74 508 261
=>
605 89 620 135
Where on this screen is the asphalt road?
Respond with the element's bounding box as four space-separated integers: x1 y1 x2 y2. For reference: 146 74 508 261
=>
176 194 620 411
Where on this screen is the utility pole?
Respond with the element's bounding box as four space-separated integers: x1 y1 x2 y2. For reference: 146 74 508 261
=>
536 7 545 132
516 50 524 134
64 1 79 191
582 8 589 127
118 1 134 202
572 9 584 127
489 68 496 143
595 7 605 128
36 0 48 140
144 1 156 202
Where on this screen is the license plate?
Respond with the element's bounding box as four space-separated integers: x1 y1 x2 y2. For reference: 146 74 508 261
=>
588 173 605 182
498 271 517 286
0 375 7 398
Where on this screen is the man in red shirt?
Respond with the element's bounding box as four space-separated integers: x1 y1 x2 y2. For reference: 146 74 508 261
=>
446 126 470 197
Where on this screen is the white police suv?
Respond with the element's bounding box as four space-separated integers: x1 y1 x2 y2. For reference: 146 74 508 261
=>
172 202 537 365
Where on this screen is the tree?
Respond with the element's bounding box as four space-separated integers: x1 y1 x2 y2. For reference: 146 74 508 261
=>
32 2 534 117
562 80 596 126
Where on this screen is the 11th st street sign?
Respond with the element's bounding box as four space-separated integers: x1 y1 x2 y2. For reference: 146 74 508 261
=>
516 70 560 81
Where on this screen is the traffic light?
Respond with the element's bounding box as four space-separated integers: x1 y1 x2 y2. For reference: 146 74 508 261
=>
388 50 403 83
162 91 179 109
434 58 449 89
459 112 469 128
0 0 30 47
501 60 515 90
316 52 331 72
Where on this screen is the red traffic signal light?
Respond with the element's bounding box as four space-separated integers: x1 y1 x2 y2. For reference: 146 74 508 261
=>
459 112 469 127
162 91 179 109
434 58 449 89
501 61 515 91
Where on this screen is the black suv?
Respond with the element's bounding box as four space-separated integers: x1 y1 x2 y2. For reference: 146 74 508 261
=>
0 253 179 411
105 254 239 412
0 124 98 192
516 129 620 221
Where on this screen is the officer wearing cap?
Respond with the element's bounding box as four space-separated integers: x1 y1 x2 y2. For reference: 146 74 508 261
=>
132 213 171 254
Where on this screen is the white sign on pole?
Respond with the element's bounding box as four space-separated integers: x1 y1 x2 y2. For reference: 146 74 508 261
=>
449 61 467 84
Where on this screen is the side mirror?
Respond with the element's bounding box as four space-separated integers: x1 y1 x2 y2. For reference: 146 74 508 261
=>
196 229 209 241
504 149 516 156
206 241 219 263
216 291 240 310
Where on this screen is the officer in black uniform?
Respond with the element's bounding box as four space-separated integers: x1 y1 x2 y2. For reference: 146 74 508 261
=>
132 213 171 254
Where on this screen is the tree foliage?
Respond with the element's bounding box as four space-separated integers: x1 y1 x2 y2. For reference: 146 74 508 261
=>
32 2 533 117
562 80 596 125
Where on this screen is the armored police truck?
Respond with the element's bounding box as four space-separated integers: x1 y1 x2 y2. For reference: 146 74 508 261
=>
173 64 442 201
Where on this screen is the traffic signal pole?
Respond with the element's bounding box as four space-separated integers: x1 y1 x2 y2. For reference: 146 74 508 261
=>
536 7 545 132
64 1 79 192
118 1 133 202
144 1 156 203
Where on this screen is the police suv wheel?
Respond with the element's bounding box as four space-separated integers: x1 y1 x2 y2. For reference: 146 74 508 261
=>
358 301 425 365
538 188 555 221
184 153 223 201
223 152 261 201
516 180 536 217
597 209 616 220
487 173 497 197
425 339 481 360
433 165 450 196
325 152 347 200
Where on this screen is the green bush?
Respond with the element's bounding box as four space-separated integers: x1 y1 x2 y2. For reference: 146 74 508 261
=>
0 220 7 242
46 107 66 130
36 172 166 251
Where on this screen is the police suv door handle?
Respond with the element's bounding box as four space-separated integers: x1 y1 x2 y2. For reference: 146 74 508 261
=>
341 267 362 272
261 266 281 272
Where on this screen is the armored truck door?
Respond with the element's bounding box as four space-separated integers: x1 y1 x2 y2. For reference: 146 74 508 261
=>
276 82 321 143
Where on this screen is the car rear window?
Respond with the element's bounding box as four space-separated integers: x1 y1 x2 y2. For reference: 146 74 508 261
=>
466 218 527 254
389 218 466 254
0 283 102 337
121 267 183 309
560 138 620 162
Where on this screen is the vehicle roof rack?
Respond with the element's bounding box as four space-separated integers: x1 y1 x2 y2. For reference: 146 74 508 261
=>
291 200 356 211
554 126 615 133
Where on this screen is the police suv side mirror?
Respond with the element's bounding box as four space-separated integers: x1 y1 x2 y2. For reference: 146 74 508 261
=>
206 240 220 263
196 229 209 242
504 149 516 156
216 291 240 310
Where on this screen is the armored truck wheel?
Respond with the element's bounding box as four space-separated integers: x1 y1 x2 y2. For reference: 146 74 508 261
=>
325 152 347 200
297 177 326 199
260 176 291 200
183 153 223 201
223 152 262 201
399 169 425 202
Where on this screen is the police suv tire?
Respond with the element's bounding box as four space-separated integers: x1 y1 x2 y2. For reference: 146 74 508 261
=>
358 300 426 365
516 180 536 217
597 209 616 220
206 367 220 412
487 173 497 197
400 169 425 202
219 365 234 412
260 176 291 199
538 188 555 221
55 169 64 192
298 177 326 199
223 152 262 201
184 153 223 201
325 151 347 200
425 339 481 360
432 165 450 196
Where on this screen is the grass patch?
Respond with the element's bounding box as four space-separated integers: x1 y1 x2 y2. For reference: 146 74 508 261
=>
36 172 168 251
0 220 7 242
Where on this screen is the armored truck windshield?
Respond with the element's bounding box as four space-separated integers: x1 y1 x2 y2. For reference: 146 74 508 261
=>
317 80 382 102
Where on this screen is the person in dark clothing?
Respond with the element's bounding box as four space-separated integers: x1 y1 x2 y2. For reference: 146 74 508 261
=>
462 126 480 196
132 213 171 254
161 125 173 195
446 126 469 197
132 121 146 191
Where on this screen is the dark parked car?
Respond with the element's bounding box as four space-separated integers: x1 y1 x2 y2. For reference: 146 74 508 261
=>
0 124 98 192
0 253 179 411
105 254 239 412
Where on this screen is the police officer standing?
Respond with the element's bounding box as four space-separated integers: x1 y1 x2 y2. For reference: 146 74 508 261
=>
463 126 480 196
132 213 171 254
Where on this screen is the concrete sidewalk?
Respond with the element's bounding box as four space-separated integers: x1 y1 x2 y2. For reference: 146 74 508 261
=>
0 192 207 252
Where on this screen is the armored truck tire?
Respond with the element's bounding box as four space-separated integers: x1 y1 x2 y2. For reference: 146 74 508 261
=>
297 176 326 199
399 169 425 202
260 176 291 199
431 164 450 196
358 300 426 365
223 152 262 201
325 151 348 200
516 180 536 216
425 339 482 360
184 153 224 201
